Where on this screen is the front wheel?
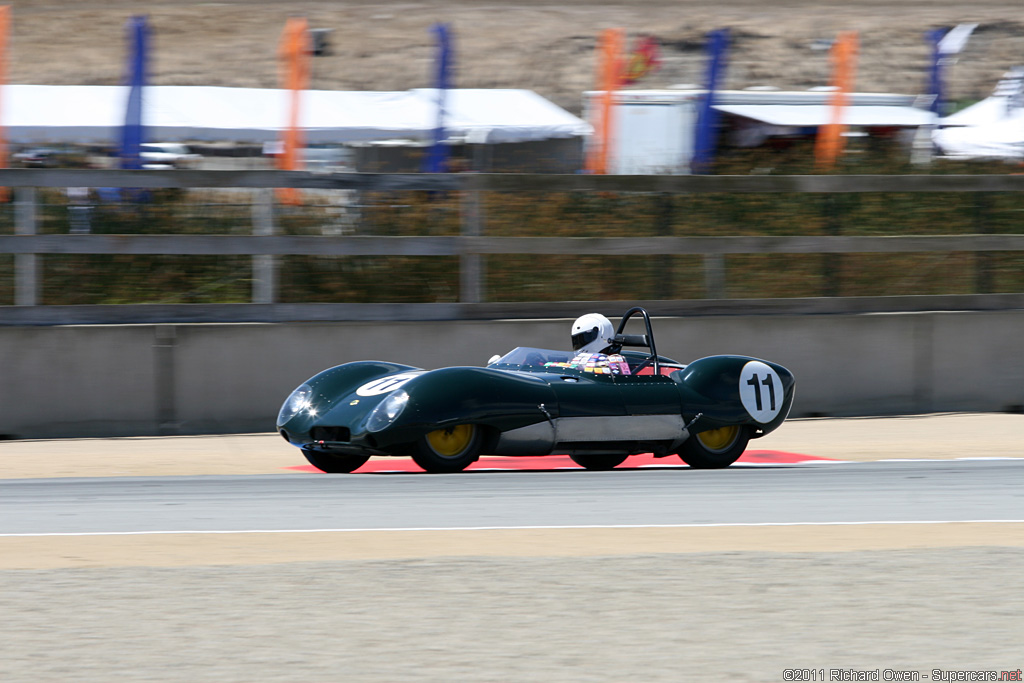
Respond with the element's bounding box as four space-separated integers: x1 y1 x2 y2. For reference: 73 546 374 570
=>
569 453 629 471
411 424 483 473
677 425 750 469
301 449 371 473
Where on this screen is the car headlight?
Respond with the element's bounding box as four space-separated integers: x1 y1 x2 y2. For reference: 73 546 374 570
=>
365 390 409 432
278 383 314 423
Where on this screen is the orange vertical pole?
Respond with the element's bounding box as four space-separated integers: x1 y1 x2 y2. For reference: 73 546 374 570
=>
277 17 310 205
585 28 624 174
815 31 858 169
0 6 9 202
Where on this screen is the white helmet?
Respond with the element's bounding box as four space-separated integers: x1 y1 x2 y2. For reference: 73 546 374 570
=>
571 313 615 354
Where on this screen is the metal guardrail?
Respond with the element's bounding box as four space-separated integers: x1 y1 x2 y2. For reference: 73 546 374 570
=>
3 169 1024 192
4 234 1024 256
1 169 1022 324
5 295 1024 326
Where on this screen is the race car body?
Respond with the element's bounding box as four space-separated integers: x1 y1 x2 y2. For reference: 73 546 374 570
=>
278 307 795 473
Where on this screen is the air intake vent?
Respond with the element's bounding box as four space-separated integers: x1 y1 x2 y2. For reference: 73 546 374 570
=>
310 426 351 443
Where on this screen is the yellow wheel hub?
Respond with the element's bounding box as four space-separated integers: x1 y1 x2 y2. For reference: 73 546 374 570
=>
426 424 475 457
697 425 740 452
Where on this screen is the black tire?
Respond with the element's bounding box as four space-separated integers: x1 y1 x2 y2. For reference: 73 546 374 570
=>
301 449 371 474
677 425 750 469
569 453 629 471
411 424 483 473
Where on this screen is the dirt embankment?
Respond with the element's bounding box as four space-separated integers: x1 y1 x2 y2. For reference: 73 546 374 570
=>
7 1 1024 114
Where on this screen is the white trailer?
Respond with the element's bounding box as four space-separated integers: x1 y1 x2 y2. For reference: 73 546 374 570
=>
583 89 932 174
583 89 701 175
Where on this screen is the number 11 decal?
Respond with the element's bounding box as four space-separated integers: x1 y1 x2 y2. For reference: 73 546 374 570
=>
745 374 776 412
739 361 783 423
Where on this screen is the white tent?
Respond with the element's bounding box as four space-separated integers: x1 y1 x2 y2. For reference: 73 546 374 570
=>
933 113 1024 160
713 104 934 128
933 68 1024 160
1 85 592 145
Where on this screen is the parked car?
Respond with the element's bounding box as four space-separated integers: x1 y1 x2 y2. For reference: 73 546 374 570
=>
13 147 63 168
140 142 201 169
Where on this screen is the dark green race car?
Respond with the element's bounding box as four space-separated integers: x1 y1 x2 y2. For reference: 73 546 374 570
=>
278 307 795 474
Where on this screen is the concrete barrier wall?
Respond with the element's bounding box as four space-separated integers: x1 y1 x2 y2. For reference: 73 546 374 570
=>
2 311 1022 439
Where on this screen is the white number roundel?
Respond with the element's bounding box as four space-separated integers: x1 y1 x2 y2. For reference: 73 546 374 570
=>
738 361 783 423
356 372 423 397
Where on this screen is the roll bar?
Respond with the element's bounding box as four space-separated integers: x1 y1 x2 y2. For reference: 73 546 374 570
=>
612 306 659 376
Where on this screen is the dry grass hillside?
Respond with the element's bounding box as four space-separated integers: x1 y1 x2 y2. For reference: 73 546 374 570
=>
6 0 1024 114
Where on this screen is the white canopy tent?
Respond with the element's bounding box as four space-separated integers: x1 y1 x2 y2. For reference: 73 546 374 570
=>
1 85 592 146
933 69 1024 161
713 103 935 128
933 112 1024 160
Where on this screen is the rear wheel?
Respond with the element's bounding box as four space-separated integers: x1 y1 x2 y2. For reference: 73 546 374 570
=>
411 424 483 473
569 453 628 471
301 449 371 473
678 425 749 469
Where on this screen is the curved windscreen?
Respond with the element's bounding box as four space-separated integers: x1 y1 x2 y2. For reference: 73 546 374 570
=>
488 347 574 368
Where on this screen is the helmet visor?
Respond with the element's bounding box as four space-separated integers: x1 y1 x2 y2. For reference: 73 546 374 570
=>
571 326 600 351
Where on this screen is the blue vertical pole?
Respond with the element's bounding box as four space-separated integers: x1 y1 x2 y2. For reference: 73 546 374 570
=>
119 16 148 170
692 29 729 175
926 28 947 119
423 23 452 173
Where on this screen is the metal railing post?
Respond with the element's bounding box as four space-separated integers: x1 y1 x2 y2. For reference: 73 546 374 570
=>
974 193 993 294
703 254 726 299
655 193 675 299
251 188 277 304
14 187 38 306
822 194 842 297
460 187 484 304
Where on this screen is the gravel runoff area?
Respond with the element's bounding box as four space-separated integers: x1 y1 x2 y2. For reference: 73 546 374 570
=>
2 413 1021 682
7 0 1024 114
2 550 1022 682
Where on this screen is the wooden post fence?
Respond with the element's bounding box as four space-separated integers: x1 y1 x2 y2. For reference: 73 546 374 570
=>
1 169 1023 322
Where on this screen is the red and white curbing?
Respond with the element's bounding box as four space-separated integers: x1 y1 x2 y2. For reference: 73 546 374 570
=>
287 450 837 474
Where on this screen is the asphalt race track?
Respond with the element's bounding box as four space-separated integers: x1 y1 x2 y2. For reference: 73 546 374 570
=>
2 417 1022 682
2 460 1023 535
